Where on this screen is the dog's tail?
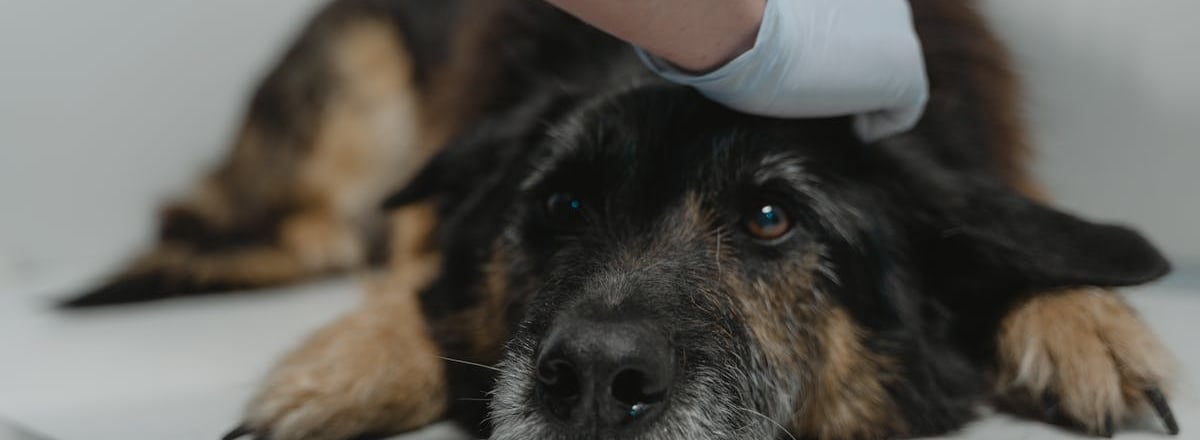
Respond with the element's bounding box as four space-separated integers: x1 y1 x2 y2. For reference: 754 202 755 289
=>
58 249 308 308
58 189 330 308
59 1 456 308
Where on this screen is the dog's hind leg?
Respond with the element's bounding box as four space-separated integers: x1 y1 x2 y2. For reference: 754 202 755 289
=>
61 2 446 307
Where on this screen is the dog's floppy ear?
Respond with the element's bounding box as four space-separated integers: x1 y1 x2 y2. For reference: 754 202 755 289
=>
381 117 520 210
382 148 455 209
918 182 1171 293
381 110 547 209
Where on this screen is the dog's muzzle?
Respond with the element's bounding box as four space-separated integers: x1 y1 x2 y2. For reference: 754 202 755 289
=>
534 317 675 430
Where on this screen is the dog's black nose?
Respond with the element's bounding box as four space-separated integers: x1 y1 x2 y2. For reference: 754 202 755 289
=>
535 318 674 427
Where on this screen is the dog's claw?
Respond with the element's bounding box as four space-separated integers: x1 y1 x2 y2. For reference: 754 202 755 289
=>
1101 414 1114 438
221 424 252 440
1145 386 1180 436
1038 392 1065 423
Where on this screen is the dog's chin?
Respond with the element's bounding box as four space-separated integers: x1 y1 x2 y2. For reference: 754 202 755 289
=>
487 339 783 440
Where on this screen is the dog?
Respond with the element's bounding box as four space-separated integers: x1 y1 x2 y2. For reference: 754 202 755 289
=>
62 0 1180 439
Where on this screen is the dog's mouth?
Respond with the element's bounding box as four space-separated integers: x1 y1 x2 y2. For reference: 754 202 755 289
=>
487 317 788 440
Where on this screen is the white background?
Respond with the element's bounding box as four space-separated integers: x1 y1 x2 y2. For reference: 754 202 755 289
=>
0 1 1197 439
0 0 1198 287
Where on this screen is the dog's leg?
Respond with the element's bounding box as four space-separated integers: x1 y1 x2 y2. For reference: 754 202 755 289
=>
231 203 450 440
62 2 443 307
232 298 446 440
994 288 1178 436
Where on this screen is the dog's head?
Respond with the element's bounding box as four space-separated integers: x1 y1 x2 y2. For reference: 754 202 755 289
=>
394 86 1169 439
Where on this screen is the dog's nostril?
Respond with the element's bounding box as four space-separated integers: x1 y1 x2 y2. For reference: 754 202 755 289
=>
611 369 663 407
535 318 675 426
537 357 583 421
538 358 581 399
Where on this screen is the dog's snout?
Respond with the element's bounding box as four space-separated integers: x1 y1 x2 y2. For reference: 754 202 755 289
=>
535 318 674 427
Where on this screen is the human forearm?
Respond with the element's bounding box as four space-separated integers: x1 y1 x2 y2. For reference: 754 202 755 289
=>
547 0 929 141
546 0 765 73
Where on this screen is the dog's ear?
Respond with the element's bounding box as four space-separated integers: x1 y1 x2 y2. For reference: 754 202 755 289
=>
382 118 519 210
382 148 455 209
919 182 1171 293
381 104 553 210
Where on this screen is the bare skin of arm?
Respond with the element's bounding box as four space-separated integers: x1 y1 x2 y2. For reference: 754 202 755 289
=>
546 0 766 73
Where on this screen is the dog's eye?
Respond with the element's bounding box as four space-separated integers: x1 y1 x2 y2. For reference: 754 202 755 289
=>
545 192 585 222
746 204 792 241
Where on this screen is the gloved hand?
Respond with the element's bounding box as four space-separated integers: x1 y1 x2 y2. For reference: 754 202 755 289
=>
637 0 928 142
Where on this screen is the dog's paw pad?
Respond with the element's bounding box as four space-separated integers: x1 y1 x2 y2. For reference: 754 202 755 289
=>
995 289 1178 436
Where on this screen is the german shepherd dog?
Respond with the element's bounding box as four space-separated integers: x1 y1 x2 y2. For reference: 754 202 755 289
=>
62 0 1181 439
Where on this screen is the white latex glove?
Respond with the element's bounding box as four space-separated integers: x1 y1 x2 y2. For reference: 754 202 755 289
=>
637 0 928 142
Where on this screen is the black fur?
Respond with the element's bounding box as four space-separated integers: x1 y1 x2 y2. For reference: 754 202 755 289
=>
401 85 1168 437
384 3 1171 437
57 270 251 308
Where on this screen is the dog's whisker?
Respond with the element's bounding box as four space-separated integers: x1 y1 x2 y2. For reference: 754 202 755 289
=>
715 227 723 277
729 421 757 435
732 406 797 440
439 356 503 373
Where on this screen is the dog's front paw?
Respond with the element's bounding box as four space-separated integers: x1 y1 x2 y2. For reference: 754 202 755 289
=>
995 288 1179 437
224 309 447 440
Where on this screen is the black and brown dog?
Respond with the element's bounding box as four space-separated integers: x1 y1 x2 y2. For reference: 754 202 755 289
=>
63 1 1180 439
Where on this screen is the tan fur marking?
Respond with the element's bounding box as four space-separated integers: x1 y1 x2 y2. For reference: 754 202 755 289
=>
168 178 236 229
374 201 441 302
618 194 719 269
996 288 1175 433
731 241 905 439
306 19 427 194
280 210 365 271
913 0 1034 189
467 240 519 362
290 18 439 274
129 245 308 287
737 253 824 369
423 238 514 365
796 309 906 440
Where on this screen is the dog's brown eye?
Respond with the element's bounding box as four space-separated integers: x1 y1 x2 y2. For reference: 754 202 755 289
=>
746 205 792 240
546 192 584 221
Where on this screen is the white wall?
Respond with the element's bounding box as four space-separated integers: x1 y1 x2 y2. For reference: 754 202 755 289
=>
982 0 1200 262
1 0 1197 293
0 0 325 291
